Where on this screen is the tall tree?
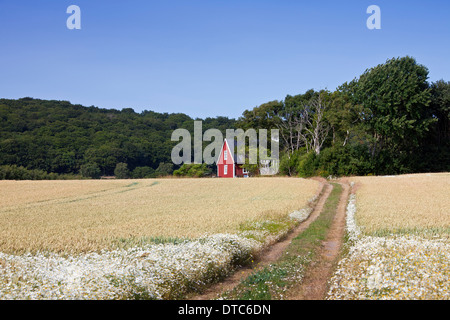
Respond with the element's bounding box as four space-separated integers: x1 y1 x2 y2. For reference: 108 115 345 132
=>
326 86 366 148
236 100 283 131
277 90 317 155
348 56 435 172
430 80 450 145
302 91 330 155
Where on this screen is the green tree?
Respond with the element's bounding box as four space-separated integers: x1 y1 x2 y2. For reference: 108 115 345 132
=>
114 162 130 179
80 162 101 179
348 56 436 173
325 88 366 148
236 100 283 131
414 80 450 172
173 163 213 177
429 80 450 145
131 166 155 179
155 162 174 177
276 90 318 155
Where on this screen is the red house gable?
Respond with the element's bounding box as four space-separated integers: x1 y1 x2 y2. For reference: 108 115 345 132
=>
217 139 234 178
216 139 247 178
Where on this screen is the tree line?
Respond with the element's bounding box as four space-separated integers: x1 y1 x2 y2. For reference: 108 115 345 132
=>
237 56 449 176
0 98 235 179
0 56 448 179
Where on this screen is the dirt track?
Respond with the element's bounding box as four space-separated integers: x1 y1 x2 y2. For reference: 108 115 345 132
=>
191 179 341 300
286 181 349 300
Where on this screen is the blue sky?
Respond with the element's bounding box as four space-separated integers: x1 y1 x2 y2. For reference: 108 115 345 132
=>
1 0 449 119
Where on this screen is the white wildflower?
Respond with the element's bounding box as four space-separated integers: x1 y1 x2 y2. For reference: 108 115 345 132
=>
326 193 450 300
0 233 264 300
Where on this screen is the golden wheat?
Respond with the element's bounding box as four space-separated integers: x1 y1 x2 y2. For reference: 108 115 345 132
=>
327 173 450 300
0 177 319 253
350 173 450 236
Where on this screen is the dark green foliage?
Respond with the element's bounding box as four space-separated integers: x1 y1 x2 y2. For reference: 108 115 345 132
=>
279 149 307 176
80 162 101 179
0 56 448 179
295 145 374 178
0 165 80 180
236 100 283 130
114 162 130 179
131 166 155 179
173 163 213 177
154 162 174 177
346 56 437 174
419 79 450 173
0 98 236 179
297 152 319 177
242 56 449 177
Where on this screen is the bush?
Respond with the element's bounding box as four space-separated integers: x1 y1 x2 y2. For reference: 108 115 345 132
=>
279 150 303 176
279 150 317 177
0 165 43 180
297 152 317 177
114 162 130 179
173 163 213 177
80 163 101 179
0 165 80 180
131 166 155 179
155 163 174 177
293 145 376 178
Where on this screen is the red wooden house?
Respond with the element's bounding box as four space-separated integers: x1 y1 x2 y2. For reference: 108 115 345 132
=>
216 139 249 178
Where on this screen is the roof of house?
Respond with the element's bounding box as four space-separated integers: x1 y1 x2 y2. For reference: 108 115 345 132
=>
217 139 247 165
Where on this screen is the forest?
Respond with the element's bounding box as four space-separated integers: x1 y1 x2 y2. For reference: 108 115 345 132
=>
0 56 449 179
0 98 235 179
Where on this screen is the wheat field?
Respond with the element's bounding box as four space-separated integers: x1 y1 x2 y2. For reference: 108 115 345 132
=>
0 177 320 254
327 173 450 300
349 173 450 236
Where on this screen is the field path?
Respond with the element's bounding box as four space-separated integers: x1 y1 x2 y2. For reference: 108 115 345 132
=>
286 180 349 300
190 179 333 300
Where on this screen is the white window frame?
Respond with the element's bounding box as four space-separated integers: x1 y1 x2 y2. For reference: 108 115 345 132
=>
224 165 228 175
224 150 227 161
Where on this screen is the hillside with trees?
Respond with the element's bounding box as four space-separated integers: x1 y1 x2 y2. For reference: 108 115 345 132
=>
0 98 235 178
0 56 448 179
